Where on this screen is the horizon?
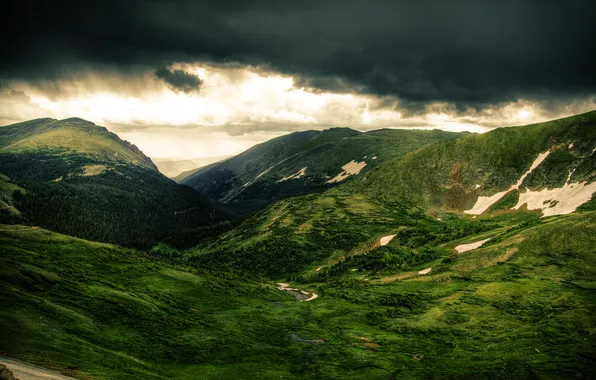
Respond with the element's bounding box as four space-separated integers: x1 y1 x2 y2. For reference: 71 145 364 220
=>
2 0 595 159
5 111 595 162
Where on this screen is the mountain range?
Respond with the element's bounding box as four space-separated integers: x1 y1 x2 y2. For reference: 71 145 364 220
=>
180 127 468 212
1 111 595 379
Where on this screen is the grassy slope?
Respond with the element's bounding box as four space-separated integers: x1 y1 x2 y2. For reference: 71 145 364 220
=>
349 111 596 210
1 211 595 379
0 118 155 170
187 190 511 277
182 128 468 210
0 225 302 379
187 112 596 277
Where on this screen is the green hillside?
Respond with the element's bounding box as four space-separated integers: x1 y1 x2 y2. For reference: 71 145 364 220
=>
1 211 594 379
1 112 596 379
181 127 467 212
0 118 228 248
187 112 596 278
0 118 156 170
350 111 596 213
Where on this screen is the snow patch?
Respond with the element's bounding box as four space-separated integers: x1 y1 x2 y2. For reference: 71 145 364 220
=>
475 184 481 189
418 268 432 275
514 181 596 217
568 143 574 149
455 238 491 253
277 167 307 182
326 160 367 183
464 151 551 215
255 167 272 180
244 167 273 187
372 156 377 160
380 234 396 246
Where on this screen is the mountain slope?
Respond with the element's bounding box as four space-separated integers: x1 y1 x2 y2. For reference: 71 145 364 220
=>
188 111 596 277
351 111 596 214
0 117 155 171
1 113 595 379
0 118 228 248
1 212 594 378
181 128 468 211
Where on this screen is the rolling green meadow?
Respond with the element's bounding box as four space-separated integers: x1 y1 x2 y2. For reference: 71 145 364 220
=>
1 210 595 379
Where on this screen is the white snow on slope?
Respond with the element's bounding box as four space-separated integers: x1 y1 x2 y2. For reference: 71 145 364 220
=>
326 160 367 183
455 238 491 253
514 181 596 217
380 234 396 246
464 148 596 217
277 167 307 182
244 167 273 187
464 151 551 215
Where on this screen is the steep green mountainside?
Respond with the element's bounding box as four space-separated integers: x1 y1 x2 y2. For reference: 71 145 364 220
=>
188 112 596 278
0 118 228 248
1 211 594 379
350 111 596 213
181 128 467 211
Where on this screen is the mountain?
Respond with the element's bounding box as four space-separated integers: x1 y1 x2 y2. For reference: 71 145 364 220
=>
154 156 231 178
0 117 156 172
181 127 468 211
1 112 595 379
189 111 596 276
0 117 228 248
350 111 596 215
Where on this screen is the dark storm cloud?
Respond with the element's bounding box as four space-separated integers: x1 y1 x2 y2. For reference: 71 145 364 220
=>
155 68 202 93
2 0 595 108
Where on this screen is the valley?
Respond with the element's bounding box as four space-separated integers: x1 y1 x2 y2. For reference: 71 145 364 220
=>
1 112 596 379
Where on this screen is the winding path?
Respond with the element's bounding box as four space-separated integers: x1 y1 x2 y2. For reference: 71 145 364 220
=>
277 283 318 302
0 356 75 380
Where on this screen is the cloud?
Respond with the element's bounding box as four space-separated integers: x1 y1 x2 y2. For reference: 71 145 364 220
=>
155 67 202 93
0 85 48 125
1 0 594 109
3 62 594 135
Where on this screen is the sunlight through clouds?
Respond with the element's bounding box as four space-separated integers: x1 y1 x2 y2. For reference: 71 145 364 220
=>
2 63 594 159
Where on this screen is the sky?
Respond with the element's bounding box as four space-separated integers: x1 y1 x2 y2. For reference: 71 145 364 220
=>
1 0 595 159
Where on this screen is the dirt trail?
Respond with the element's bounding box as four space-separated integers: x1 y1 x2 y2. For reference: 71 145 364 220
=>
277 283 318 302
0 356 75 380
